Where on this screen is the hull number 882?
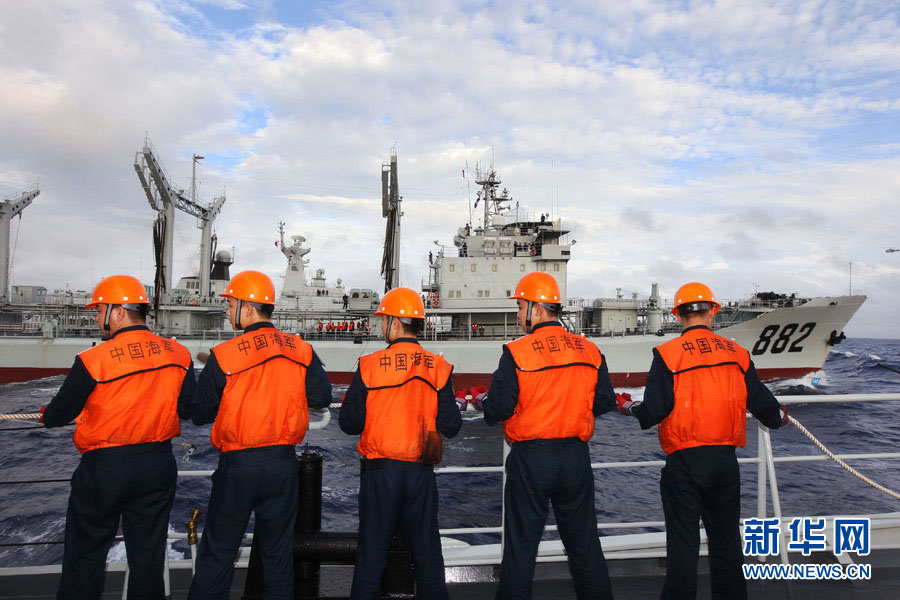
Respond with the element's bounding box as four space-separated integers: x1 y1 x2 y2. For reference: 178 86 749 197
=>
751 322 816 355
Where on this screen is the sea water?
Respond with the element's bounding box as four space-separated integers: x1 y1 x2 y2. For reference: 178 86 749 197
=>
2 338 900 568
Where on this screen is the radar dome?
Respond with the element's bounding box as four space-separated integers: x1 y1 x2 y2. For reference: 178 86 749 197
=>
215 250 233 263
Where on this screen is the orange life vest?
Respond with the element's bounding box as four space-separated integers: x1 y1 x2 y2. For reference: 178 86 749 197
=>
210 327 314 452
503 325 603 443
357 341 453 461
75 328 191 454
655 327 751 454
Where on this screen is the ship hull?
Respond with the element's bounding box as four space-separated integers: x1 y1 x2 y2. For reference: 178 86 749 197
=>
0 296 865 389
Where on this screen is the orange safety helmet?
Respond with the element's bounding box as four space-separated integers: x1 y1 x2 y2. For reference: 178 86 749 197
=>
85 275 150 308
220 270 276 304
375 287 425 319
672 282 720 316
510 272 562 304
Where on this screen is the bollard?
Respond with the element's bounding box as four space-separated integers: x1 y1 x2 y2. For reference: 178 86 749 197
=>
296 447 323 579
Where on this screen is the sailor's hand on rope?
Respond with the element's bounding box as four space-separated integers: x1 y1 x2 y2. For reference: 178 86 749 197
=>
779 406 790 428
616 393 635 416
39 405 46 424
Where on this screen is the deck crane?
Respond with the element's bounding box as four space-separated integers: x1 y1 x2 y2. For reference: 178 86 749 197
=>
0 184 40 303
134 137 225 303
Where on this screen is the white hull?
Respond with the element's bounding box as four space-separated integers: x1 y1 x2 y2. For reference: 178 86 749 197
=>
0 296 865 388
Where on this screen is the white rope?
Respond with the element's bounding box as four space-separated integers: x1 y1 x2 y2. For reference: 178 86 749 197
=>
789 415 900 501
0 413 41 421
0 405 341 423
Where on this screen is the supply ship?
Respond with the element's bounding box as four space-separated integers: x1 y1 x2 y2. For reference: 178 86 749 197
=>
0 143 896 600
0 142 865 389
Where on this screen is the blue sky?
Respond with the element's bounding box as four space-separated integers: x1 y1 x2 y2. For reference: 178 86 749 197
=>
1 0 899 336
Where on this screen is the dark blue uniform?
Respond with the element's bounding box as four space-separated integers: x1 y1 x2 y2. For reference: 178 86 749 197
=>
632 325 784 600
484 321 616 600
339 337 462 600
43 325 195 600
188 322 331 600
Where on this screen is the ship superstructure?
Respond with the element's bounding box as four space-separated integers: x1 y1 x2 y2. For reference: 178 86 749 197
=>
0 147 865 387
423 166 572 334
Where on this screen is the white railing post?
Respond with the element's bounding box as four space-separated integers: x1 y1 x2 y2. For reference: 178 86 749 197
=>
164 552 171 598
756 423 768 562
501 438 510 558
757 422 768 520
760 425 790 565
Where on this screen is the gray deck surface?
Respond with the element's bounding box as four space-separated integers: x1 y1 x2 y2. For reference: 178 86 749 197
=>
3 551 899 599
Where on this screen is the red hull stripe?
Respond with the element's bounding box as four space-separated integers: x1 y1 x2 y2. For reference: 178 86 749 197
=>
0 367 71 385
0 366 817 389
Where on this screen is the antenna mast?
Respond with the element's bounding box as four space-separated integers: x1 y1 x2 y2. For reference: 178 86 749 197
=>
381 148 401 293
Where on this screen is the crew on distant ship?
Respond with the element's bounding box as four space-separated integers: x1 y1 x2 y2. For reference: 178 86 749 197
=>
41 274 194 600
483 272 616 599
187 270 332 600
616 281 789 599
339 287 462 599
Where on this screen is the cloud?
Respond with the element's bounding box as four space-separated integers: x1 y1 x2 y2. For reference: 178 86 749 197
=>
0 0 898 337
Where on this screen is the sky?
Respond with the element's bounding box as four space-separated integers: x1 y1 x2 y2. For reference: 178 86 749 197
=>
1 0 898 337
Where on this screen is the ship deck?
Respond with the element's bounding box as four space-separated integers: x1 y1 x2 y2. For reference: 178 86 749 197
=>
3 394 898 599
3 550 900 599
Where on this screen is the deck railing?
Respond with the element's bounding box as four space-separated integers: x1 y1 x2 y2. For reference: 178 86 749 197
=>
2 394 899 576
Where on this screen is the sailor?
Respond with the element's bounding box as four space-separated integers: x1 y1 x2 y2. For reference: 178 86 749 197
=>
339 287 462 599
188 270 332 599
616 282 789 599
483 272 615 600
40 275 194 600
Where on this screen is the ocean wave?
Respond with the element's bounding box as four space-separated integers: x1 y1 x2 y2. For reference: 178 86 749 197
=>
767 371 828 395
107 524 187 563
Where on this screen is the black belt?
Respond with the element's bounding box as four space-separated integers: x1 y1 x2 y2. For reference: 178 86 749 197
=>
364 458 433 472
83 439 173 458
220 444 296 466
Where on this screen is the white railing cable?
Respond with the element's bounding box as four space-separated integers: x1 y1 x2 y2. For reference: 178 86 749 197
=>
5 393 900 563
